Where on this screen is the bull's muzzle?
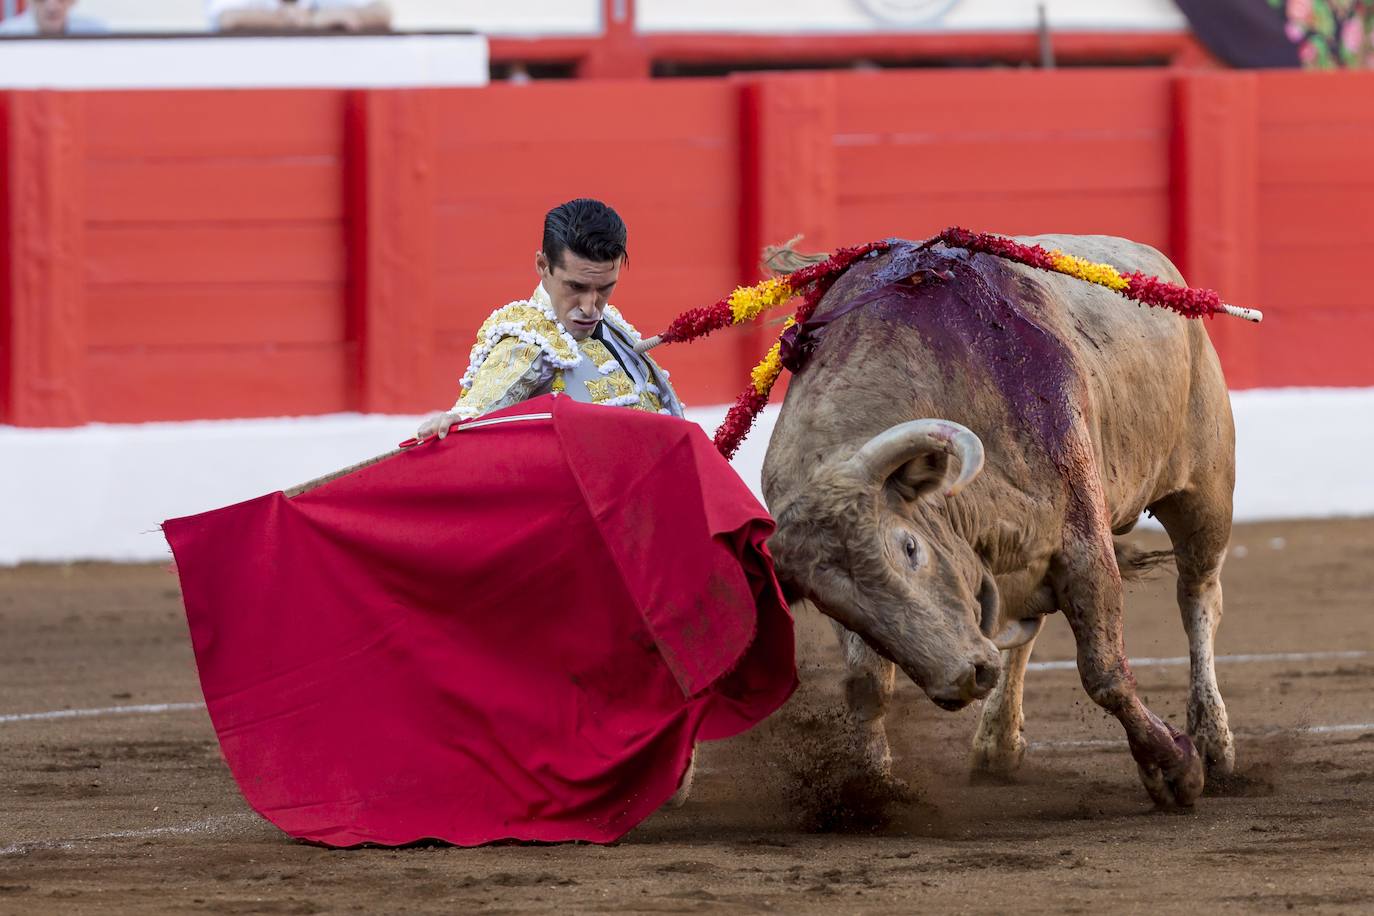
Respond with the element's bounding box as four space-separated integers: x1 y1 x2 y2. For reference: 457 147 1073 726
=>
929 657 1001 710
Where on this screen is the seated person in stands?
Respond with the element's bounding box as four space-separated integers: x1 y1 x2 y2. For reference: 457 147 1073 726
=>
0 0 107 35
208 0 391 32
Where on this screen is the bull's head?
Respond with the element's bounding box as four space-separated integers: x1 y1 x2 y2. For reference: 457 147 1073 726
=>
768 419 1007 710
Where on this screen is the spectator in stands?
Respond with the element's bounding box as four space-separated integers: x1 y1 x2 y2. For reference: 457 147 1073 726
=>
0 0 107 35
208 0 391 32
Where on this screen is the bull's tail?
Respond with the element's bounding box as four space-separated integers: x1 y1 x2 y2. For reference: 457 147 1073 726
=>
1115 541 1175 580
761 235 830 276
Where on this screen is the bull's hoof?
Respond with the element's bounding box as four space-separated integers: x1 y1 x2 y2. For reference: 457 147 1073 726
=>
1137 728 1205 809
863 768 915 800
1193 727 1237 781
856 729 894 781
1203 745 1237 782
969 733 1026 783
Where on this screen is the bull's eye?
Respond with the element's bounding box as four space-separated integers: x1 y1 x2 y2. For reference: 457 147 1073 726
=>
904 535 918 562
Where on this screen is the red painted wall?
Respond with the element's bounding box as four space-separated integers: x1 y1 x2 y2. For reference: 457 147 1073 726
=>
3 70 1372 427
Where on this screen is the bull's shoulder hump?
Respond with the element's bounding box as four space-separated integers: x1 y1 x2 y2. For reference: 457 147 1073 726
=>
1010 233 1183 285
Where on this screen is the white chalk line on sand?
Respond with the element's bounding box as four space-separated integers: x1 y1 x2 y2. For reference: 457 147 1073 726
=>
3 650 1367 727
0 701 205 724
1026 648 1369 673
0 813 259 857
1032 722 1374 752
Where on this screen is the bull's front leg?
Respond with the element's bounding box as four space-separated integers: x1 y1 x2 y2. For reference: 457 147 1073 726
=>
1054 530 1205 808
833 620 898 777
970 637 1036 779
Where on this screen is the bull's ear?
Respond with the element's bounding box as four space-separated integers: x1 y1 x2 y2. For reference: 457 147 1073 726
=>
846 419 984 498
889 451 951 502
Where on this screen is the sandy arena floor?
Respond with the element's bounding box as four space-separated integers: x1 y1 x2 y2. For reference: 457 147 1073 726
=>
2 518 1373 915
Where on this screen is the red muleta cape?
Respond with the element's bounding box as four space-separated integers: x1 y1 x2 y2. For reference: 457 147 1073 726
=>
163 395 797 848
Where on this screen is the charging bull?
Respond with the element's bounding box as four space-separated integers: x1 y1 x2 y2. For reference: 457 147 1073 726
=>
762 234 1236 808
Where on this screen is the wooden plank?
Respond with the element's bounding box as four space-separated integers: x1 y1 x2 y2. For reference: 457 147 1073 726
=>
1169 73 1259 389
737 74 836 393
87 159 343 223
85 90 346 159
85 223 345 285
835 135 1167 197
4 91 87 427
433 142 733 204
1256 252 1374 310
1258 124 1374 186
836 192 1172 254
742 74 838 261
1258 187 1374 245
1238 305 1374 389
433 81 737 147
86 284 345 348
832 70 1172 135
348 89 439 415
434 198 738 256
1256 70 1374 126
85 344 352 422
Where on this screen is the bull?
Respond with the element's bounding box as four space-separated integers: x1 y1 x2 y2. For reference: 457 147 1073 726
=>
761 234 1235 807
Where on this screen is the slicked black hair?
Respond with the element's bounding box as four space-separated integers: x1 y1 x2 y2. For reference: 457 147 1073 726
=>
542 198 628 270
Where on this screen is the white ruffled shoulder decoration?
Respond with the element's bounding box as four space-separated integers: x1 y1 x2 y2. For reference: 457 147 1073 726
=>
601 304 641 342
457 296 583 396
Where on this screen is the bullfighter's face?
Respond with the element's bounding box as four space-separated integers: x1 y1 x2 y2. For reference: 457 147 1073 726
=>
536 250 622 340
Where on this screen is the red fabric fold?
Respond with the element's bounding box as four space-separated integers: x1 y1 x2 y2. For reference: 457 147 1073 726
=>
164 395 796 848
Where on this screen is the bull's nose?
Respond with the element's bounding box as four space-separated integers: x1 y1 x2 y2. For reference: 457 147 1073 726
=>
973 661 1000 692
955 660 999 701
930 661 1000 710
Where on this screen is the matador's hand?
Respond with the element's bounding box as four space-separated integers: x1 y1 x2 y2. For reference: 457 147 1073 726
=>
416 411 461 440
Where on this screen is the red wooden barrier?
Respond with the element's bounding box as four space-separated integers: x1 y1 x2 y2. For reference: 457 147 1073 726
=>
1171 72 1260 389
347 89 438 415
82 91 351 422
2 91 87 427
1252 72 1374 388
3 70 1373 428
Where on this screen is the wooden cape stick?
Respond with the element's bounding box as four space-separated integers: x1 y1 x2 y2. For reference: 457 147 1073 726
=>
282 411 556 499
284 448 405 499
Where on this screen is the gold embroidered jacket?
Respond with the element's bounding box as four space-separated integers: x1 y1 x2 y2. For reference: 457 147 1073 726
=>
452 286 684 420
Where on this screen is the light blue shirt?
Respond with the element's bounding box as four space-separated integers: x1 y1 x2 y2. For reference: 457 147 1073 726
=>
0 11 108 34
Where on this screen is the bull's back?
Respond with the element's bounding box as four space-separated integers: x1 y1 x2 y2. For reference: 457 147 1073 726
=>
1007 234 1234 525
763 234 1233 528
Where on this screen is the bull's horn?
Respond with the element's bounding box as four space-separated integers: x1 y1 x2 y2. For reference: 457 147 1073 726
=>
846 419 985 497
992 616 1044 652
977 568 1001 639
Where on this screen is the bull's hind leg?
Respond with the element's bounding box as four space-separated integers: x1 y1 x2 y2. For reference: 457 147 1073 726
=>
970 638 1036 778
834 620 898 776
1150 492 1235 779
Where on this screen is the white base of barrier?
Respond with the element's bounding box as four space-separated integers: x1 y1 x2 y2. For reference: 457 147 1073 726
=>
2 387 1372 564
